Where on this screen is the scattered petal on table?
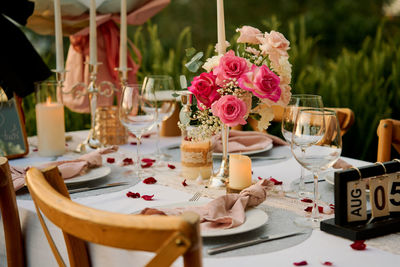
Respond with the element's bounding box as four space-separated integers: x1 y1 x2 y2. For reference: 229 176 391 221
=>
126 192 140 198
142 158 156 163
122 158 134 166
143 177 157 184
107 157 115 164
293 260 308 266
142 194 154 201
141 162 153 168
269 177 283 185
182 179 188 187
350 240 367 250
168 164 176 169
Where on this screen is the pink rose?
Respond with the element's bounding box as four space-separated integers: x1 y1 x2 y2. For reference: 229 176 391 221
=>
236 26 262 44
188 72 220 109
211 95 247 127
239 65 281 102
259 31 290 65
213 50 250 86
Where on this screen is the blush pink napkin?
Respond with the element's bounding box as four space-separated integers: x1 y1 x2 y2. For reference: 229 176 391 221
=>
212 130 288 153
10 146 118 191
141 180 273 231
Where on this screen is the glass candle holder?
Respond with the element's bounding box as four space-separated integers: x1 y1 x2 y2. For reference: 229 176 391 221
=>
180 137 213 180
35 81 65 157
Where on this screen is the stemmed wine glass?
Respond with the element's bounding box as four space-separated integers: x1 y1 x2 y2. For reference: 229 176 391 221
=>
291 108 342 228
142 75 176 162
281 95 324 198
119 84 158 178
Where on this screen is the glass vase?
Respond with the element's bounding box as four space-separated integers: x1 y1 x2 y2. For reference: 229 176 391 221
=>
209 123 229 188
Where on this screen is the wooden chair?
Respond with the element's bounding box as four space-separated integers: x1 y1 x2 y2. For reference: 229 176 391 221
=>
239 105 355 136
0 157 25 267
25 166 202 267
377 119 400 162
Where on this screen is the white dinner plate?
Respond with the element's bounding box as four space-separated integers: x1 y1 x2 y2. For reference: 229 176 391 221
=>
150 202 269 238
64 166 111 185
213 142 273 157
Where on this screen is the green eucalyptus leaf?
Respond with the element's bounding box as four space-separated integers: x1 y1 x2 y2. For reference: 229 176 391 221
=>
186 47 197 57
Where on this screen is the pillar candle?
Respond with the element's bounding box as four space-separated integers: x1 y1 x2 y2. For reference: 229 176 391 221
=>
229 154 252 190
35 100 65 157
216 0 226 55
54 0 64 71
89 0 97 65
119 0 128 80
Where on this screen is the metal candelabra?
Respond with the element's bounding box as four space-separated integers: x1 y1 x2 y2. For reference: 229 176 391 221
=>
57 63 119 153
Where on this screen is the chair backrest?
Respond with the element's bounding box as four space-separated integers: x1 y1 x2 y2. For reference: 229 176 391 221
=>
377 119 400 162
242 105 354 136
0 157 24 267
26 166 203 267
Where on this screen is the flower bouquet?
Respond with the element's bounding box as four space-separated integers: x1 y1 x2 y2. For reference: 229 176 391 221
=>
180 25 292 186
184 26 292 139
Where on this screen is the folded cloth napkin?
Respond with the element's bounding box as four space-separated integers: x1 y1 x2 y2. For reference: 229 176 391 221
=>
141 180 274 231
10 146 118 191
333 159 353 170
212 130 288 153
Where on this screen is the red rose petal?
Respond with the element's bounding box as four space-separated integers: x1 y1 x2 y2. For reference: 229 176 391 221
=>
168 164 176 169
141 162 153 168
182 179 188 186
107 157 115 164
322 261 333 266
184 136 192 141
318 206 324 213
301 198 313 203
143 177 157 184
122 158 134 166
293 260 308 266
304 206 313 212
142 158 156 163
33 148 38 152
350 240 367 250
142 134 151 138
269 177 283 185
258 176 263 180
329 204 335 210
130 142 137 145
141 194 154 201
126 191 140 198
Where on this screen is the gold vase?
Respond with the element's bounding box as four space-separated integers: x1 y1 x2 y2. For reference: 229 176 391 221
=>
94 106 128 145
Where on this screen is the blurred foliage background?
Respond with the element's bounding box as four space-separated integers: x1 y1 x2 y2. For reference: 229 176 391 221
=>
21 0 400 162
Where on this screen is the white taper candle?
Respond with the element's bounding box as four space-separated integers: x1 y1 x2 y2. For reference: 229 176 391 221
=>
54 0 64 71
216 0 226 55
119 0 128 80
89 0 97 65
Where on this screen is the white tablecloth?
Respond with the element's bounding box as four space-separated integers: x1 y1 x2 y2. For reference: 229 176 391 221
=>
1 131 400 267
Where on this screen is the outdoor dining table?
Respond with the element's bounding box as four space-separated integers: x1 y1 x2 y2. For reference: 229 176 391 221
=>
1 130 400 266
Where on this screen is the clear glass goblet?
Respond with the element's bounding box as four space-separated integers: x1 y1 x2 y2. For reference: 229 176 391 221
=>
142 75 176 162
281 94 324 198
119 84 158 179
291 108 342 228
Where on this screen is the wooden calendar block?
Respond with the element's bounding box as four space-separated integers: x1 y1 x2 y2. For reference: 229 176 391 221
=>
389 173 400 212
347 180 367 222
369 175 390 218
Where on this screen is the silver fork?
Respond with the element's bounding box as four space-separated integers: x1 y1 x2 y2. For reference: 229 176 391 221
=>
189 192 201 202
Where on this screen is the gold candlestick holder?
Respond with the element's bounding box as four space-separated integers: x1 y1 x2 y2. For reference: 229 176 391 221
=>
60 63 117 153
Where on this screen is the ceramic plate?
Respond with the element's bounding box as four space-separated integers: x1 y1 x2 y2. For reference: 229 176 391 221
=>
151 202 269 238
64 166 111 185
213 142 273 157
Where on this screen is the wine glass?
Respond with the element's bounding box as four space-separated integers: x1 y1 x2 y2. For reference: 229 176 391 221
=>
291 108 342 228
119 84 158 178
281 94 324 198
142 75 176 162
